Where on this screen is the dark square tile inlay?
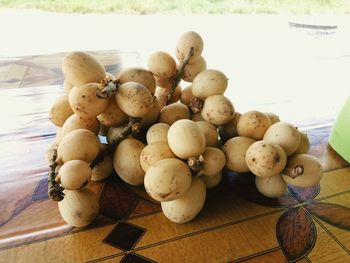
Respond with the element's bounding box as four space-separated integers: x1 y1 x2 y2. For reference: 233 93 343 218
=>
103 222 146 251
121 253 155 263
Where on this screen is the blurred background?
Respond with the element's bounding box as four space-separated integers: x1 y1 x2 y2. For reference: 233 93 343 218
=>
1 0 350 123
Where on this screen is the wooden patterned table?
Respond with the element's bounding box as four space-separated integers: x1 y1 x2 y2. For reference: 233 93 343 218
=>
0 51 349 263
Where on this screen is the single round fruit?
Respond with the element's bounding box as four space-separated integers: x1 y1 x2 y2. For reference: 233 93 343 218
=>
148 51 176 78
113 138 145 186
58 114 100 142
200 147 226 176
58 160 91 190
69 83 109 118
146 123 170 144
255 174 287 198
223 136 256 173
117 67 156 94
282 154 323 188
97 98 128 127
161 176 206 224
245 141 287 177
201 95 235 126
139 99 161 129
140 142 176 172
175 31 204 62
57 129 100 163
202 172 222 189
167 119 206 159
192 69 228 99
294 131 310 154
264 112 280 125
237 111 271 140
49 95 74 127
58 188 99 227
263 122 301 156
159 103 190 126
115 82 154 118
91 155 113 181
62 51 105 87
144 158 192 202
196 121 218 147
63 79 74 94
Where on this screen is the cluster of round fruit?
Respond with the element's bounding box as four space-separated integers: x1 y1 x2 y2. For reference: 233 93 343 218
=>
47 31 323 227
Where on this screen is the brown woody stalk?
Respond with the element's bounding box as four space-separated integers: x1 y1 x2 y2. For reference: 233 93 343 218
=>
167 47 195 104
48 149 64 201
90 117 141 169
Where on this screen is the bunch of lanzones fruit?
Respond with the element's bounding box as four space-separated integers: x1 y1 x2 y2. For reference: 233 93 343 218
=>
46 31 323 227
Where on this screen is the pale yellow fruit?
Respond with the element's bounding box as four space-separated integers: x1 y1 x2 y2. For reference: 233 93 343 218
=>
117 67 156 94
201 95 235 126
192 69 228 99
139 99 161 129
57 129 100 163
246 141 287 177
159 103 190 126
218 112 241 142
202 172 222 189
167 119 206 159
58 160 91 190
176 31 204 62
146 123 169 144
282 154 323 188
200 147 226 176
49 95 74 127
63 79 74 94
113 138 145 186
62 51 105 87
263 122 301 156
182 56 207 82
58 188 99 227
180 85 194 106
255 174 287 198
223 136 256 173
294 131 310 154
97 98 128 127
115 82 154 118
148 51 176 78
144 158 191 202
91 155 113 181
58 114 100 142
69 83 109 118
237 111 271 140
140 141 176 172
196 121 218 147
264 112 280 125
161 176 206 223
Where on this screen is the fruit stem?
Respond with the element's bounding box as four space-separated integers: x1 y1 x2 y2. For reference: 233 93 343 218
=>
48 149 65 202
284 164 304 179
187 155 205 174
189 96 204 113
90 117 141 168
167 47 194 104
97 78 119 99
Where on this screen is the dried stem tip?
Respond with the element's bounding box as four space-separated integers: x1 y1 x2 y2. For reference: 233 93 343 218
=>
284 164 304 179
97 78 119 99
48 149 64 202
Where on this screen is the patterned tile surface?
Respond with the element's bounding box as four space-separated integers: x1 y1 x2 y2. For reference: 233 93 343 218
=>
0 51 349 263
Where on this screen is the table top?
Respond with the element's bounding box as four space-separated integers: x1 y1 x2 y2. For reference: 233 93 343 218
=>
0 51 349 263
